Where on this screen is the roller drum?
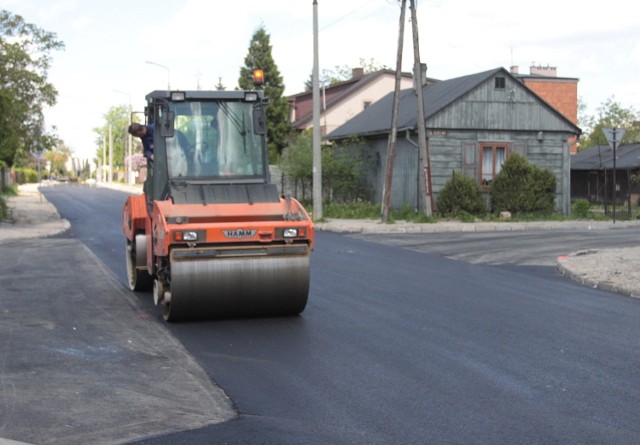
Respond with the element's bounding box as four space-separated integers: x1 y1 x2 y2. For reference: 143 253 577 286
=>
166 247 310 321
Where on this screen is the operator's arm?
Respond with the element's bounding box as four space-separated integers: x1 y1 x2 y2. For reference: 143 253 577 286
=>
143 125 155 161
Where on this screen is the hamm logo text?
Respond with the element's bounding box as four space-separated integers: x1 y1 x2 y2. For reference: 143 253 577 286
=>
222 229 257 239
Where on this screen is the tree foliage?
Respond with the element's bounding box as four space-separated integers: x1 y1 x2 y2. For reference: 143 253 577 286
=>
93 104 130 171
0 10 64 166
437 171 486 218
579 96 640 150
490 153 556 215
238 25 290 161
323 142 372 203
304 57 390 91
214 77 226 91
279 130 371 202
45 143 72 177
279 129 313 198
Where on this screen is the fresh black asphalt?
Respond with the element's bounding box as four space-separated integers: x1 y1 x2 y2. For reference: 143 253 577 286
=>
2 184 640 444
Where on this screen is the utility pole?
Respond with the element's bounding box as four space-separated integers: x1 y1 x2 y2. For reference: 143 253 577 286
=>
114 90 133 184
382 0 406 223
312 0 323 220
102 136 106 183
108 124 113 183
128 115 132 184
409 0 433 216
613 132 617 223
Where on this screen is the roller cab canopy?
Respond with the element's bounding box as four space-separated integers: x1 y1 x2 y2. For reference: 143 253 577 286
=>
144 89 277 205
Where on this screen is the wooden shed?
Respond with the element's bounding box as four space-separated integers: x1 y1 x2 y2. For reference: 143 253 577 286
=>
327 67 581 214
571 143 640 206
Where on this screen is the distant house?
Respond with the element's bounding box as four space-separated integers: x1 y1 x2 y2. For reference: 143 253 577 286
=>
327 67 582 215
288 68 431 136
571 143 640 205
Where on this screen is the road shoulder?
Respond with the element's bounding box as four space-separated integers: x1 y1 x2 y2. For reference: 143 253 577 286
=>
0 238 235 445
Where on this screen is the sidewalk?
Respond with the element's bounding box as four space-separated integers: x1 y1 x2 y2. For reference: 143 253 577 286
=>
2 182 640 298
0 182 70 242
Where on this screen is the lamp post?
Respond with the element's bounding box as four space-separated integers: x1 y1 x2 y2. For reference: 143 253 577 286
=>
312 0 322 220
113 90 133 185
145 60 171 90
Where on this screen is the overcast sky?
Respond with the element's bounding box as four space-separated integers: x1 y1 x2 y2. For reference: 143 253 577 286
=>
1 0 639 160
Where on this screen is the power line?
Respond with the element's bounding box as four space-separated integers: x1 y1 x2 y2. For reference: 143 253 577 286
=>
320 1 387 31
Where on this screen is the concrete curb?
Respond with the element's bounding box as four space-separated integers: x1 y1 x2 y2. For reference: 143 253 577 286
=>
0 438 34 445
315 218 640 234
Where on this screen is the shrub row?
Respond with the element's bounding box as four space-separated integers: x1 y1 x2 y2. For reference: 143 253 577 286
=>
437 154 557 218
13 168 39 184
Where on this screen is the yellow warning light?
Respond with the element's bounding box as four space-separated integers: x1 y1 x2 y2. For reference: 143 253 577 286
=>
253 69 264 86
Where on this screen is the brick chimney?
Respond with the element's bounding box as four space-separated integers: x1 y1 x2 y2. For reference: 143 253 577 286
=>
413 63 428 90
530 64 557 77
351 67 364 80
510 65 519 74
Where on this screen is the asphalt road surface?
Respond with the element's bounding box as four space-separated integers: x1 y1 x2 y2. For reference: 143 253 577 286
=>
35 184 640 444
352 227 639 266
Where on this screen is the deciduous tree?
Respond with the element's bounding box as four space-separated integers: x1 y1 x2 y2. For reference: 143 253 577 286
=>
0 10 64 166
304 57 390 91
93 104 129 172
579 96 640 150
45 143 72 177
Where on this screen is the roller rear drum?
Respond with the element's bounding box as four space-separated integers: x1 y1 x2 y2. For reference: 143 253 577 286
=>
162 246 310 322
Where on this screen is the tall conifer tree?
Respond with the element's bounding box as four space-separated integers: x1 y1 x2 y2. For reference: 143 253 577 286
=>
239 26 290 161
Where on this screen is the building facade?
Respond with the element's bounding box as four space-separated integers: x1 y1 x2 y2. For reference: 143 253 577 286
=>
328 68 581 215
288 68 419 136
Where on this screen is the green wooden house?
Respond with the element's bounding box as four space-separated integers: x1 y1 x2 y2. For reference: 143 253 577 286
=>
327 67 581 214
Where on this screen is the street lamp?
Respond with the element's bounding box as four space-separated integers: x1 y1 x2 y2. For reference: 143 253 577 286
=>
145 60 171 90
113 89 133 185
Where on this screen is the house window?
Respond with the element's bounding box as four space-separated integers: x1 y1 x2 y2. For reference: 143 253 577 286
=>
480 143 509 184
494 76 506 89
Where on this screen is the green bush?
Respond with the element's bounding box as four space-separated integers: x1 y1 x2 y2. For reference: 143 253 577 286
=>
0 196 6 220
437 171 486 218
388 204 436 223
322 201 381 219
2 184 17 197
13 167 39 184
314 201 437 223
0 184 16 220
490 154 556 215
572 199 591 219
456 210 476 223
323 146 372 203
280 131 372 204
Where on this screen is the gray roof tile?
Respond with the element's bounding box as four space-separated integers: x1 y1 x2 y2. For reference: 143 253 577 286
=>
572 144 640 170
328 68 501 139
